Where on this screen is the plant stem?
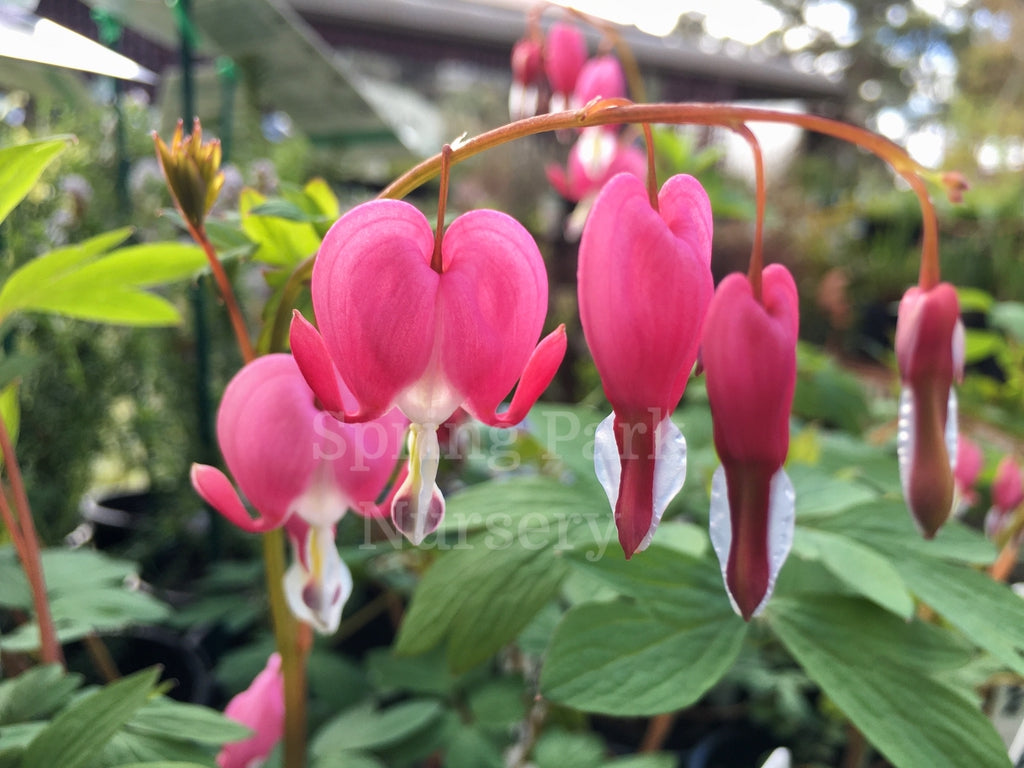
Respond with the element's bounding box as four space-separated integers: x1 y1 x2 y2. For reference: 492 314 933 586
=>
639 712 675 752
263 527 307 768
731 124 766 303
0 416 63 667
379 103 948 273
187 221 255 364
263 255 315 356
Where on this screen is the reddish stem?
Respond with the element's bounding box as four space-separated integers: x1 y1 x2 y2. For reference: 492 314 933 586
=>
186 221 255 364
0 417 63 667
732 124 766 303
641 122 659 211
379 104 946 276
431 144 453 274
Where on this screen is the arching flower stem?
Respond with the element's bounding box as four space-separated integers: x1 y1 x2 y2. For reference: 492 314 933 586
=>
431 144 454 274
731 123 766 304
379 103 956 268
641 122 658 211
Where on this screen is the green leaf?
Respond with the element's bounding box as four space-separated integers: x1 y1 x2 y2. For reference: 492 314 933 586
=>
534 729 606 768
124 697 251 746
768 597 1010 768
397 478 608 672
0 665 83 724
0 136 72 224
366 647 459 697
22 667 160 768
0 228 133 319
0 382 19 456
601 756 677 768
806 499 996 565
963 329 1004 364
311 699 443 756
109 763 215 768
240 188 321 267
541 552 748 716
888 555 1024 676
785 463 879 518
0 229 196 326
303 177 341 220
792 527 914 618
990 301 1024 342
312 753 386 768
249 198 327 223
445 727 504 768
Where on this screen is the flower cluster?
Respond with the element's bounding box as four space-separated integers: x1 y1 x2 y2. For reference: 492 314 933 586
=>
578 170 799 620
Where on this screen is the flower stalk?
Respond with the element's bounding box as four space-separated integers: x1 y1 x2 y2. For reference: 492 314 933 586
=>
0 414 63 666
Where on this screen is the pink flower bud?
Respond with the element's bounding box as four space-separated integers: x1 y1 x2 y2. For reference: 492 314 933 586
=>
217 654 284 768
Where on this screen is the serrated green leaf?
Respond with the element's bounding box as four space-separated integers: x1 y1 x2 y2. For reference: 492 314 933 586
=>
123 697 250 746
0 137 72 224
541 550 747 718
23 667 160 768
397 478 608 671
311 699 443 756
768 597 1010 768
0 664 83 724
806 499 996 565
888 555 1024 676
793 528 914 618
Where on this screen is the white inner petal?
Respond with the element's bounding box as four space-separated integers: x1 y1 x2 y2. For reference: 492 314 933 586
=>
283 524 352 634
594 412 620 511
945 389 958 474
896 386 914 505
709 465 796 618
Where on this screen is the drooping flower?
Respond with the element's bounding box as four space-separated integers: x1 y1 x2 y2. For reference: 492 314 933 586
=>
510 36 545 120
290 200 566 545
895 282 964 538
191 353 405 632
985 455 1024 540
578 172 714 558
547 132 646 204
702 264 799 620
217 653 284 768
544 22 588 111
571 55 626 108
953 434 983 513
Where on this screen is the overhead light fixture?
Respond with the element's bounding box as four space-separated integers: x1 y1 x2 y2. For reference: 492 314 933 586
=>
0 5 158 84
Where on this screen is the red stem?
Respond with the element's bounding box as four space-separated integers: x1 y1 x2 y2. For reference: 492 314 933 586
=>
187 221 255 364
380 104 945 283
0 416 63 666
641 123 659 211
732 124 766 302
431 144 453 274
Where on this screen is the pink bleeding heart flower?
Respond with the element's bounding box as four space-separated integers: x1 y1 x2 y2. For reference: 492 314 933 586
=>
217 653 284 768
702 264 799 620
290 199 566 545
547 131 646 204
510 36 545 120
953 434 983 513
985 455 1024 540
191 353 405 632
571 55 626 108
544 22 587 111
578 172 714 558
895 282 964 538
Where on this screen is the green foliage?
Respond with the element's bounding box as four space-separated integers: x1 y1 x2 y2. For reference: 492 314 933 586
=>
0 137 73 225
0 664 249 768
0 547 170 651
